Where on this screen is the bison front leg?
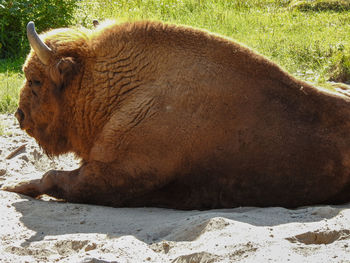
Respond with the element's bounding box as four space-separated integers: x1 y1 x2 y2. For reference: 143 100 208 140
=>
2 169 80 200
2 161 166 206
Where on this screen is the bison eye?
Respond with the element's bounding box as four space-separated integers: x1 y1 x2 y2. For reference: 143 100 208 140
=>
28 79 41 87
33 80 41 86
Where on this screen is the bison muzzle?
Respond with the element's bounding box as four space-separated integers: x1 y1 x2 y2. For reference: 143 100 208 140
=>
3 20 350 209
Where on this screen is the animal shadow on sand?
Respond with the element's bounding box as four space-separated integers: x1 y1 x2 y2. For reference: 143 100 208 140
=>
11 194 348 246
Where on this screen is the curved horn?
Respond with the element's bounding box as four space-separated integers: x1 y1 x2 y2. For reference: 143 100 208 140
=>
27 21 52 65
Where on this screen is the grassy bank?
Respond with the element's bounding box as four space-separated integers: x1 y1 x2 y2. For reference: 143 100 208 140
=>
1 0 350 113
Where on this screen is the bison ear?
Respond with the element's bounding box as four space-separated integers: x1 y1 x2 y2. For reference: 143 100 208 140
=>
49 57 79 91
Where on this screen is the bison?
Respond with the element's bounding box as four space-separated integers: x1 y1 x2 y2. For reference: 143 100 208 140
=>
3 20 350 209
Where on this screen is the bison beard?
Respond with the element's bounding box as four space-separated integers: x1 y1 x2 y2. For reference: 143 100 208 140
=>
4 20 350 209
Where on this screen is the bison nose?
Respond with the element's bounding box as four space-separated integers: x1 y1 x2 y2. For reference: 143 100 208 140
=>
15 108 25 123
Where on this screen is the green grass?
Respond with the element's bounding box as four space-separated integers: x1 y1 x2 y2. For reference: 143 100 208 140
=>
1 0 350 113
0 58 24 113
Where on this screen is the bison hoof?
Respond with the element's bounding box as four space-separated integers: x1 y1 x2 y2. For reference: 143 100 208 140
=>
2 179 42 198
1 170 61 198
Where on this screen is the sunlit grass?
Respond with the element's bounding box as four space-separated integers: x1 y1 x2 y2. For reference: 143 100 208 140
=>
0 58 24 113
0 73 23 113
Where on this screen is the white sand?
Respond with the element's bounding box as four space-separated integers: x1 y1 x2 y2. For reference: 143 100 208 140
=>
1 113 350 263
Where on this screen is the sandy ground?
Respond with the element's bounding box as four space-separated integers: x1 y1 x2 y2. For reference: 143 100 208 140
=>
1 113 350 263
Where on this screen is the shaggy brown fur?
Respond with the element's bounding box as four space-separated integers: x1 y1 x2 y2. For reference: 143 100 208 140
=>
5 21 350 209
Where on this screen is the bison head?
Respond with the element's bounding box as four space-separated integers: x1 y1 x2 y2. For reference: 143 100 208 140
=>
16 22 85 156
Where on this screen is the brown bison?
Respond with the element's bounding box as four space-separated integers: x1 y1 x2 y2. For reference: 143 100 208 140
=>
3 20 350 209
